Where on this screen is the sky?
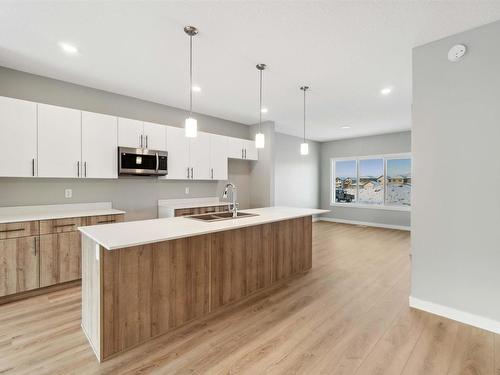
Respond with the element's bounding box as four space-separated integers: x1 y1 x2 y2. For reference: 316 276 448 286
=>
387 158 411 177
336 158 411 178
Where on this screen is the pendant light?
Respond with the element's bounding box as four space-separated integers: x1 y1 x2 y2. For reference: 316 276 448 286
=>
300 86 309 155
184 26 198 138
255 63 266 149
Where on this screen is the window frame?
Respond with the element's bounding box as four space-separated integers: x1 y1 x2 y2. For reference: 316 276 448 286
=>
330 152 412 212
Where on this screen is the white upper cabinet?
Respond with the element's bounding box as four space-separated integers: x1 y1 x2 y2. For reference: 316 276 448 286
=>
0 96 37 177
242 139 258 160
81 111 118 179
209 134 228 180
118 118 166 151
118 118 143 148
143 122 166 151
164 126 190 179
227 137 259 161
190 132 211 180
38 103 82 178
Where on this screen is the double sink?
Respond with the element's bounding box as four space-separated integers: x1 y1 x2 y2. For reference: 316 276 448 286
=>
188 211 258 222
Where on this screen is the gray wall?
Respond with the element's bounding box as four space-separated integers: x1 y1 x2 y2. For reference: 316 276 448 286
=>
274 132 320 208
319 131 411 227
0 67 252 220
249 121 276 208
412 20 500 324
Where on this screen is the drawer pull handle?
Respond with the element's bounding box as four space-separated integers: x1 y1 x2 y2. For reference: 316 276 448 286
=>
97 220 115 224
0 228 25 233
54 224 76 228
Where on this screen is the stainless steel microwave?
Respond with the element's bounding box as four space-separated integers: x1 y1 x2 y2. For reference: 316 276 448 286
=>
118 147 168 176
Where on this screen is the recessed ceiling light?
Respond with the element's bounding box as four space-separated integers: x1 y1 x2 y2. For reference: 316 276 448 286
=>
59 42 78 55
380 87 392 95
261 108 268 113
341 126 351 129
192 85 201 92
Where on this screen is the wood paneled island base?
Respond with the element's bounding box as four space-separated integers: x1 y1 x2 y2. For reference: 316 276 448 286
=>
81 216 312 361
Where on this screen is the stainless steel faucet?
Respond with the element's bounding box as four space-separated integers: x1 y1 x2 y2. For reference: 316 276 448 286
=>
221 183 238 218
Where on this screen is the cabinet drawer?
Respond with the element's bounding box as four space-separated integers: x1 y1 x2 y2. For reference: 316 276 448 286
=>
0 221 38 239
86 214 124 226
40 217 85 234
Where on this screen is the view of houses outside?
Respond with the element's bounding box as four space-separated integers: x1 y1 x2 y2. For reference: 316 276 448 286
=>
334 160 357 203
386 158 411 206
358 158 384 205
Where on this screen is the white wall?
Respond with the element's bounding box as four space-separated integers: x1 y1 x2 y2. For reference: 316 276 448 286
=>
274 132 320 208
411 20 500 332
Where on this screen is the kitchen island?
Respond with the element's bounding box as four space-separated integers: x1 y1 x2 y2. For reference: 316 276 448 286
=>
79 206 327 362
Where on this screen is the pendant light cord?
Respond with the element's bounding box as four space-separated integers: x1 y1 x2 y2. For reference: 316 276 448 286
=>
189 35 193 117
303 88 306 142
259 68 263 132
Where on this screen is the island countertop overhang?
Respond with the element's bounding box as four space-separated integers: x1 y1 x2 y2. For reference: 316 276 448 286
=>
78 206 328 250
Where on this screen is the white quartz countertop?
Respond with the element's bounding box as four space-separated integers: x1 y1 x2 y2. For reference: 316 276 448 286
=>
0 202 125 224
79 207 328 250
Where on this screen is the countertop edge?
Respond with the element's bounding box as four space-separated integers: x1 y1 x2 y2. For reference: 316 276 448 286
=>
0 208 126 224
80 209 328 251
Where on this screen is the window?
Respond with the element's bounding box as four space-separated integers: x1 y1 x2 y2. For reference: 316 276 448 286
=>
386 158 411 206
334 160 357 203
358 158 384 205
331 153 411 210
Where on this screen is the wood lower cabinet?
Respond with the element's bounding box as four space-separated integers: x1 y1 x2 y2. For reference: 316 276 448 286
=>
0 236 39 297
0 213 123 301
174 205 226 217
40 231 81 287
211 224 273 309
272 216 312 282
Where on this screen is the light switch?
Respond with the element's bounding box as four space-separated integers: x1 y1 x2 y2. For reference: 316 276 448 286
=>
185 187 190 195
65 189 72 198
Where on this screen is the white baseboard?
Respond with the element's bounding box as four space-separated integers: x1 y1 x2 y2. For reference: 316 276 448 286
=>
409 296 500 334
318 217 410 231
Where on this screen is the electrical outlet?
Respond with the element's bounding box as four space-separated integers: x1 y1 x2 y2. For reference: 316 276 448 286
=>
185 187 190 195
65 189 72 198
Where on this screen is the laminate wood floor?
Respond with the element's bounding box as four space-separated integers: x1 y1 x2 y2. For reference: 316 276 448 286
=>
1 222 498 374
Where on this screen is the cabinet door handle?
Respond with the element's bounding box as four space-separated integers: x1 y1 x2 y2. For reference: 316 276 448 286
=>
191 167 194 179
140 134 143 148
0 228 25 233
244 149 247 159
84 161 87 178
242 149 244 158
211 168 214 179
32 158 35 177
146 135 148 148
97 220 115 224
187 167 190 179
54 223 76 228
34 237 38 256
77 161 80 177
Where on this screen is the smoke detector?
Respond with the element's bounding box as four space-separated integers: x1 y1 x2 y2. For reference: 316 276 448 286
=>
448 44 467 62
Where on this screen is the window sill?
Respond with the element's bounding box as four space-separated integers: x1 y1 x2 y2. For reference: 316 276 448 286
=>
329 202 411 212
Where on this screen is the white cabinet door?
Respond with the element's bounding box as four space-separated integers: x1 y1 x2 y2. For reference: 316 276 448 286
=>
38 104 82 178
189 132 211 180
0 96 37 177
227 137 244 159
243 139 258 160
164 126 190 179
118 118 143 148
82 111 118 179
143 122 166 151
209 134 228 180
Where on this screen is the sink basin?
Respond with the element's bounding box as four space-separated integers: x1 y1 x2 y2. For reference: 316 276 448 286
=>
188 211 258 222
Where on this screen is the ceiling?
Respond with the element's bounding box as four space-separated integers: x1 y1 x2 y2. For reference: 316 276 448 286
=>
1 1 500 142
